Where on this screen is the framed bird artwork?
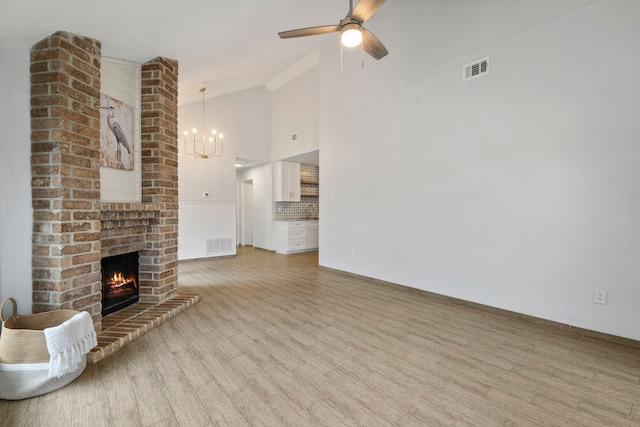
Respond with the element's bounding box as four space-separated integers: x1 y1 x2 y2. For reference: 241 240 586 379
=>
100 93 135 170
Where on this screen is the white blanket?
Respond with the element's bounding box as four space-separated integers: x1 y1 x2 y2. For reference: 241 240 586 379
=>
43 311 97 378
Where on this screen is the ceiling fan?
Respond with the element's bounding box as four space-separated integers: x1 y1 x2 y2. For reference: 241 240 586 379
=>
278 0 389 60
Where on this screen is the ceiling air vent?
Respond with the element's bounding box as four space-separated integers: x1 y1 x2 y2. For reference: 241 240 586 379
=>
463 57 489 81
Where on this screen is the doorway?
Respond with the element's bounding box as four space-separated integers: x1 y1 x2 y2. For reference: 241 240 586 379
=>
241 180 254 246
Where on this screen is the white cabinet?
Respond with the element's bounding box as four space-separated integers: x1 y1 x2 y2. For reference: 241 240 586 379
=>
273 161 300 202
275 221 318 254
307 222 319 249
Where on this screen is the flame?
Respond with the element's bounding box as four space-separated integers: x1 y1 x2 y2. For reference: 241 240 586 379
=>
108 271 136 289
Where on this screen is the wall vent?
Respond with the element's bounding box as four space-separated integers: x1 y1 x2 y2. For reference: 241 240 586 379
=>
463 57 489 81
205 238 234 256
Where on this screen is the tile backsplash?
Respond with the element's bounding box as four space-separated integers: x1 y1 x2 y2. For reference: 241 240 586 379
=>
274 201 318 220
274 163 319 220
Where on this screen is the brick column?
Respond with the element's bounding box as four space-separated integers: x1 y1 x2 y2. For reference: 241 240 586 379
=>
30 32 102 320
139 57 179 303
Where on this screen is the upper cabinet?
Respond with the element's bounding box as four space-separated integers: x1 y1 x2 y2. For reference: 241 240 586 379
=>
273 161 300 202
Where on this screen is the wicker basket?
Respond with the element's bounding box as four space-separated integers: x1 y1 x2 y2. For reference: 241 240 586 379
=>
0 298 88 400
0 357 87 400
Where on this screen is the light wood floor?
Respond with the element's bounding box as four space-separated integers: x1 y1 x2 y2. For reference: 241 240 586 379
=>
2 246 640 426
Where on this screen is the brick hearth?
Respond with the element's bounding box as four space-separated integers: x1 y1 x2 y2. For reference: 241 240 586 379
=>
88 294 199 364
30 31 184 335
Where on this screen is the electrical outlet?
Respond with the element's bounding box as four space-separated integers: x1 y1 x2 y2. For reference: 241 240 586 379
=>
594 289 607 304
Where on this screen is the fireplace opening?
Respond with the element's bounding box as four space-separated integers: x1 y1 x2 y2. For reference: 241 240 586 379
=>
101 252 139 317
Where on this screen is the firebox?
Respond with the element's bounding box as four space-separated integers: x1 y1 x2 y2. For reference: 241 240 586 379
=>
101 252 139 316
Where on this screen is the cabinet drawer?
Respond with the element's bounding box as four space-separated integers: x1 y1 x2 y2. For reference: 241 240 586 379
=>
288 229 307 239
288 222 306 229
287 239 307 250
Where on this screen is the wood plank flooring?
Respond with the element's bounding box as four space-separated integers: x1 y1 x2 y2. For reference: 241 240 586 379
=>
2 246 640 426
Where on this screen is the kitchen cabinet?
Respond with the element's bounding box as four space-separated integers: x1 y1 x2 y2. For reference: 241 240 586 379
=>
274 221 319 254
307 222 319 248
274 161 300 202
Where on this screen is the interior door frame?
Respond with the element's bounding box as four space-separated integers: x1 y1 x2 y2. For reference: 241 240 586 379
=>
240 179 254 246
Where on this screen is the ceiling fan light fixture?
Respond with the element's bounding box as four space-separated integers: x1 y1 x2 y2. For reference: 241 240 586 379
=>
278 0 389 60
341 23 362 47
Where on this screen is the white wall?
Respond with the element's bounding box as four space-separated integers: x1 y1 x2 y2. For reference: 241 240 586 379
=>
178 86 271 259
0 45 33 313
271 66 320 161
229 86 272 165
318 0 640 340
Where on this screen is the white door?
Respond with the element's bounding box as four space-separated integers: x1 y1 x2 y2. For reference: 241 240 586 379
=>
241 180 254 246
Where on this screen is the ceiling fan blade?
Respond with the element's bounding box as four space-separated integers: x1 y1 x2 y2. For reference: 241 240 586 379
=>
351 0 387 22
278 25 340 39
362 28 389 60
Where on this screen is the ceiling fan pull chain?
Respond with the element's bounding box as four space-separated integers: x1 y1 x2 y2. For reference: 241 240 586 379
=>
361 27 364 68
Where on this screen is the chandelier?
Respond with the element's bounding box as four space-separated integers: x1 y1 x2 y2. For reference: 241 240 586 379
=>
183 87 223 159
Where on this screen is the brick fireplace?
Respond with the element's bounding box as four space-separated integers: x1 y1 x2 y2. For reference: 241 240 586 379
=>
30 31 179 332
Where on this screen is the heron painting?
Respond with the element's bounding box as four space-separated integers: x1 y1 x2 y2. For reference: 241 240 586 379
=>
100 93 134 170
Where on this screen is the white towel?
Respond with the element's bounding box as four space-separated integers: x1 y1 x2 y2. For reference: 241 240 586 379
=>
43 311 97 378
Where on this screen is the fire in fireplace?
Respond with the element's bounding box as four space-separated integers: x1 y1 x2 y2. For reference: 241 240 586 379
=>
101 252 139 316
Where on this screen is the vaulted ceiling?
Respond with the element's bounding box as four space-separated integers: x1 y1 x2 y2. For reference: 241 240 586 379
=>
0 0 388 105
